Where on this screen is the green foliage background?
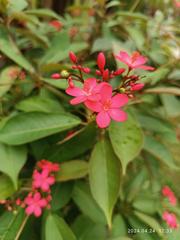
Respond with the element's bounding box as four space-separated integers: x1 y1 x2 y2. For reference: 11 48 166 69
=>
0 0 179 239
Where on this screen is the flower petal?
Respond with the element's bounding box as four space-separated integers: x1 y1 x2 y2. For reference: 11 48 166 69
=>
34 207 42 217
136 65 155 71
70 96 87 105
115 51 131 66
109 109 127 122
66 87 84 97
99 84 112 102
111 94 128 108
85 100 102 112
83 78 97 91
96 111 111 128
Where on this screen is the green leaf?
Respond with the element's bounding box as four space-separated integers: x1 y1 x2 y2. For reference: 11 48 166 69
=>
51 182 73 211
144 68 170 85
0 209 27 240
133 197 158 214
7 0 28 14
25 9 63 21
0 26 34 72
0 175 15 199
109 113 144 175
40 31 88 65
45 214 76 240
0 143 27 189
134 211 164 237
111 215 127 237
126 26 145 50
0 112 80 145
56 160 88 182
16 95 64 113
89 139 121 227
160 94 180 118
72 215 106 240
72 181 106 224
0 66 21 97
144 135 178 170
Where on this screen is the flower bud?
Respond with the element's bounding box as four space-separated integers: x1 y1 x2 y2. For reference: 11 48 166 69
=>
69 51 77 63
51 73 61 79
97 52 105 71
60 70 69 78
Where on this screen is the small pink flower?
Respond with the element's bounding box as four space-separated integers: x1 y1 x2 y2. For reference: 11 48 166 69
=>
115 51 154 71
24 192 47 217
32 169 55 192
162 186 177 206
37 159 59 173
162 211 178 229
86 84 128 128
66 78 105 105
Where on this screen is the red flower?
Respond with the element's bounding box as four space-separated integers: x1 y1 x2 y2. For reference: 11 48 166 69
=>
162 186 177 206
49 20 63 31
97 52 105 72
115 51 154 71
37 159 59 173
86 84 128 128
69 51 77 63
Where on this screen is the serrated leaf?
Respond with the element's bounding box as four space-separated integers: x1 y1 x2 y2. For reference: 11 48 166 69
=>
0 143 27 189
109 113 144 175
0 112 80 145
56 160 88 182
89 139 121 227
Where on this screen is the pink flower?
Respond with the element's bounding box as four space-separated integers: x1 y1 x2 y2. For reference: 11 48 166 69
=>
24 192 47 217
115 51 154 71
66 78 105 105
32 169 55 192
86 84 128 128
162 211 178 229
37 159 59 173
162 186 177 206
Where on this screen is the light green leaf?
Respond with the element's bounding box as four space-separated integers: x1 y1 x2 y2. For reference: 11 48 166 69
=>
0 175 15 200
0 26 34 72
45 214 76 240
72 181 106 224
0 209 27 240
111 215 127 237
0 112 80 145
25 9 63 21
56 160 88 182
160 94 180 118
8 0 28 13
0 66 21 97
16 95 64 113
134 211 164 237
0 143 27 189
109 113 144 175
89 139 121 227
144 135 178 170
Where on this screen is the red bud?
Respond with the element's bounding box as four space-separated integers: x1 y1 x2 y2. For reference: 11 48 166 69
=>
97 52 105 71
51 73 61 79
102 69 109 81
69 51 77 63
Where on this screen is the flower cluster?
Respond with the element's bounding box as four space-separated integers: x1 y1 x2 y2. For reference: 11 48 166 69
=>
17 160 59 217
51 50 154 128
161 186 178 229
